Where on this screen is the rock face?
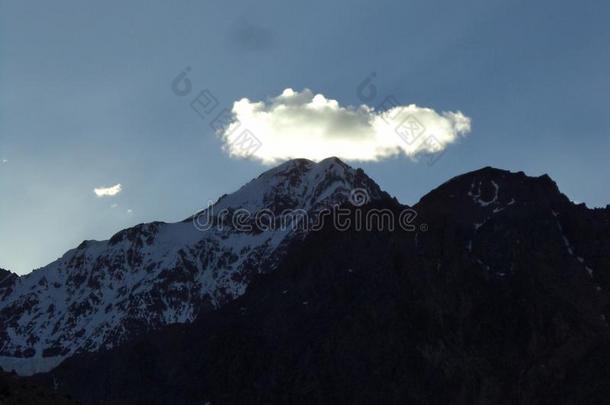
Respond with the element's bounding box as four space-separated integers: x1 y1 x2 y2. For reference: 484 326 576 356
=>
31 165 610 405
0 157 387 375
0 268 18 298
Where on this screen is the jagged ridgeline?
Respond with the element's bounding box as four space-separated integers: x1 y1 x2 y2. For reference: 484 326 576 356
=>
2 158 610 405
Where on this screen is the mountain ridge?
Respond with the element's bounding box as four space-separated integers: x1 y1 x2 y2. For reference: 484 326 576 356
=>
2 158 608 379
28 166 610 404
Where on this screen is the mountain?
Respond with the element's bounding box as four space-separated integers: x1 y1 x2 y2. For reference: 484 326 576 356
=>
29 164 610 405
0 157 387 375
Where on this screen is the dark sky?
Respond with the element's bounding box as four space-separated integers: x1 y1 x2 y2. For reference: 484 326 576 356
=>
1 0 609 274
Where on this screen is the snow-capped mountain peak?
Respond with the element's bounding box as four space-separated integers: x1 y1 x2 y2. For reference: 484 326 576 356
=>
206 157 384 215
0 157 384 375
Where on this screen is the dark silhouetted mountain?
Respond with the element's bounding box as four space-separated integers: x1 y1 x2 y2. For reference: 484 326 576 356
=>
0 370 80 404
29 163 610 405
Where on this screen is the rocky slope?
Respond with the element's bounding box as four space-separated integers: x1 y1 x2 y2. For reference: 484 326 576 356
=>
0 268 18 297
0 157 387 375
31 165 610 404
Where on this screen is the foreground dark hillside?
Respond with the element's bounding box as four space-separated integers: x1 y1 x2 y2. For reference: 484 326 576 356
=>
0 370 80 404
32 167 610 404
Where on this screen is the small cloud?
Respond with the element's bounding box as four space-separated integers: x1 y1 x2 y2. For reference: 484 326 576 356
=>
126 209 133 214
94 183 122 197
219 88 471 164
1 159 7 164
110 203 119 209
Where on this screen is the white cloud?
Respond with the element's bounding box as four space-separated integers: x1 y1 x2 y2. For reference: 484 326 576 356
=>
94 184 122 197
1 159 7 164
110 203 119 208
219 88 471 164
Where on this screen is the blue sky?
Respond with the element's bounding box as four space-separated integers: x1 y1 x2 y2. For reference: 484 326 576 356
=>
1 0 609 274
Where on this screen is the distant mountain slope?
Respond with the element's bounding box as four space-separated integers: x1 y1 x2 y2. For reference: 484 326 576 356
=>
0 157 387 375
32 166 610 405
